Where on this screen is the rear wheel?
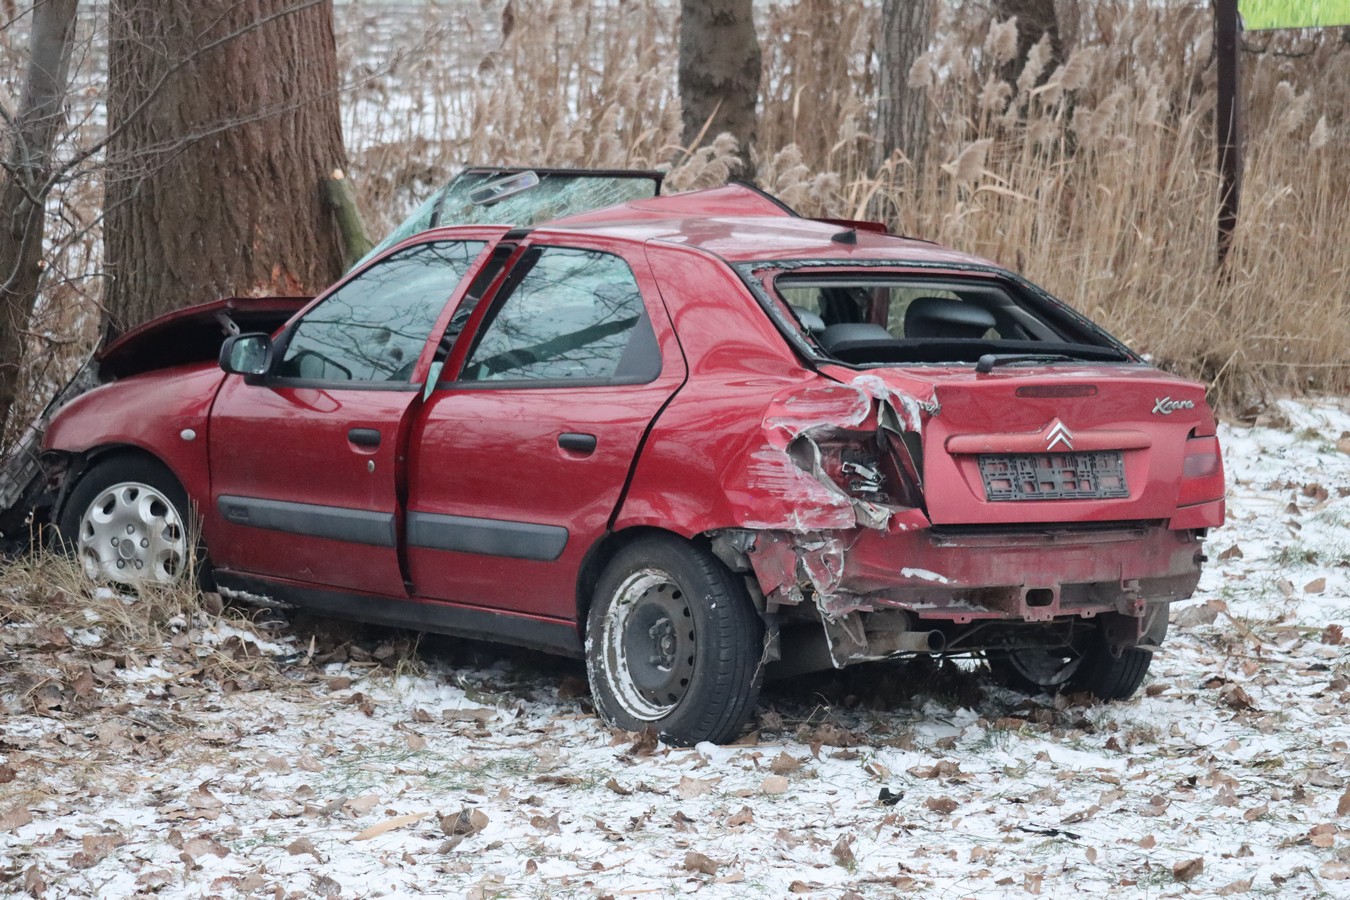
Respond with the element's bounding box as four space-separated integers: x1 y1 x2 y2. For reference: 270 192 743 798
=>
58 456 196 588
585 536 763 746
987 610 1166 701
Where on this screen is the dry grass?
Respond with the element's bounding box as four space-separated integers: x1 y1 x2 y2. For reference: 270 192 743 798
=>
2 0 1347 432
336 1 1348 409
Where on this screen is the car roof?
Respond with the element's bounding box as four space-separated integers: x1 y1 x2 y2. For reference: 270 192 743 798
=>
410 184 1002 272
533 183 998 269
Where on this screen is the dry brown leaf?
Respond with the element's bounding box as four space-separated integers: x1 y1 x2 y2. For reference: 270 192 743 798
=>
1219 683 1256 711
1138 834 1157 849
0 805 32 833
604 777 631 796
529 812 561 834
182 837 228 859
677 776 716 799
1305 577 1327 594
727 806 754 827
441 708 493 723
352 812 427 841
769 752 802 775
1321 862 1350 880
1215 878 1253 896
286 837 322 861
1217 544 1244 560
684 850 718 876
831 834 856 868
925 796 959 815
23 865 45 896
1243 804 1269 822
1337 785 1350 817
441 808 488 837
1322 624 1345 646
1173 857 1203 882
760 775 789 795
345 794 381 816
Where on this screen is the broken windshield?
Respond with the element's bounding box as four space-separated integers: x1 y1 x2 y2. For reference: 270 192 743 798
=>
356 168 663 270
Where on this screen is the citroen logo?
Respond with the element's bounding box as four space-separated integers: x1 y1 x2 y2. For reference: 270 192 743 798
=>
1045 420 1074 450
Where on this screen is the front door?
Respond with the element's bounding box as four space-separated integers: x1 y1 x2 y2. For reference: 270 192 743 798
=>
207 238 488 596
405 240 686 618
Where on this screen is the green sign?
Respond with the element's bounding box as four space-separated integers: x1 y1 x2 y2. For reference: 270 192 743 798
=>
1240 0 1350 29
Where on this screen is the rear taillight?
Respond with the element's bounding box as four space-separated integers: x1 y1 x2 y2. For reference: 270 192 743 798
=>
1178 434 1224 506
804 432 924 512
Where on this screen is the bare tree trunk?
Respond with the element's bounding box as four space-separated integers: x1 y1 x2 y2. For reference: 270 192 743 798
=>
678 0 761 172
0 0 80 443
875 0 934 172
102 0 348 332
994 0 1064 79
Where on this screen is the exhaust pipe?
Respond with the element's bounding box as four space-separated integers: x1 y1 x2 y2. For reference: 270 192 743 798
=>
870 627 946 655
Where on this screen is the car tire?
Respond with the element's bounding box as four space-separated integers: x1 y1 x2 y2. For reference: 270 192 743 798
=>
988 612 1165 701
585 535 764 746
57 455 198 588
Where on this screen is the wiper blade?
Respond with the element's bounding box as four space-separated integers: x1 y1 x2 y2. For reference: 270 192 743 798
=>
974 353 1075 373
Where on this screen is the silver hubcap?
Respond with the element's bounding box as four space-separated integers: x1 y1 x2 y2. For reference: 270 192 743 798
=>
599 570 697 721
77 481 186 585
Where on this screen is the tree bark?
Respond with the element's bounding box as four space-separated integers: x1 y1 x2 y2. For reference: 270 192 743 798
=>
102 0 348 333
875 0 934 172
678 0 761 172
0 0 80 443
994 0 1064 79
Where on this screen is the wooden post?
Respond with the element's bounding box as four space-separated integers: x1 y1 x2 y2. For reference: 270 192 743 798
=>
324 169 374 270
1214 0 1243 270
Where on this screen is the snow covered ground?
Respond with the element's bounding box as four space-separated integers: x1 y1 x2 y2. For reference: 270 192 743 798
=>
1 399 1349 899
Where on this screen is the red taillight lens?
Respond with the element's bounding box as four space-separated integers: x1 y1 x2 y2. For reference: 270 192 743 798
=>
1178 435 1224 506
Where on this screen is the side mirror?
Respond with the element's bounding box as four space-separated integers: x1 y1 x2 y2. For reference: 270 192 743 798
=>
219 333 272 378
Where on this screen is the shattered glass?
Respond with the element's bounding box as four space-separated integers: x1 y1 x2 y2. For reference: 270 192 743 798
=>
356 169 662 270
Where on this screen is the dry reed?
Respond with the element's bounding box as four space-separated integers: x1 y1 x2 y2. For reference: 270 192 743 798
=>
2 0 1347 427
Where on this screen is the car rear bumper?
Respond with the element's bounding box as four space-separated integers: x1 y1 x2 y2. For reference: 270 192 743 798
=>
740 519 1205 625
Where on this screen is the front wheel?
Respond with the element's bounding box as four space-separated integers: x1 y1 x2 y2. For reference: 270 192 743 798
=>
585 536 764 746
57 455 196 588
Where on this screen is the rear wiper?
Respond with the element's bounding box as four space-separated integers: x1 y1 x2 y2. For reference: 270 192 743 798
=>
974 353 1075 373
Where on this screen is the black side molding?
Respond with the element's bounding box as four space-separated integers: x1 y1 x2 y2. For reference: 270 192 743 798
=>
214 571 582 657
217 495 396 547
407 511 568 561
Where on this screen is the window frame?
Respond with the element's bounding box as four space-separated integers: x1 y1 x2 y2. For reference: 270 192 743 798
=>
443 244 664 391
263 238 490 391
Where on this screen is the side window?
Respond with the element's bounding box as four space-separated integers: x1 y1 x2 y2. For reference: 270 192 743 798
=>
277 240 485 383
459 247 659 384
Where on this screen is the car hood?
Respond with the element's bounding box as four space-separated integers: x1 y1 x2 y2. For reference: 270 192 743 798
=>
98 296 309 380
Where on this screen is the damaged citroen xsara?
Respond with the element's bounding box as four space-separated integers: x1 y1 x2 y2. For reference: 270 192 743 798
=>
18 170 1224 745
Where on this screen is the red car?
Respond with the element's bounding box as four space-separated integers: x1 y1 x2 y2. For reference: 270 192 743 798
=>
27 170 1225 745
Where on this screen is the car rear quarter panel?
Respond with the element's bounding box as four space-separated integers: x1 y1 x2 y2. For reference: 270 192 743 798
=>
615 244 833 535
43 363 223 505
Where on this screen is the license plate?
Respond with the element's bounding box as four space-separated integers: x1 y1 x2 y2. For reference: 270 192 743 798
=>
978 452 1129 501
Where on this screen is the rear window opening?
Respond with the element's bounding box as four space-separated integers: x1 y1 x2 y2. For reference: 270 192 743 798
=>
763 271 1132 367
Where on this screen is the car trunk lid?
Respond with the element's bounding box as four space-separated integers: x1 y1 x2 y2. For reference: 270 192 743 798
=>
819 362 1213 526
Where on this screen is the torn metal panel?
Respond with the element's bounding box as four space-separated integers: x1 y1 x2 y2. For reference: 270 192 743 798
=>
733 375 936 534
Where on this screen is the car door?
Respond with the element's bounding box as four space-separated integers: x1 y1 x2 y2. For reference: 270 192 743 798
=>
405 238 686 619
206 238 488 596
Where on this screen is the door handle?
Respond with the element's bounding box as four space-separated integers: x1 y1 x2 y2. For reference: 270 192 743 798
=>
348 427 381 449
558 432 597 454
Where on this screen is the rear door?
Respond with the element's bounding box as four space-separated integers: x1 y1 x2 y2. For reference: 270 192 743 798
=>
207 238 488 595
405 237 686 618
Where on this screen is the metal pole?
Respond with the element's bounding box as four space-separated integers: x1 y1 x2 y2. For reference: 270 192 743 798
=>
1214 0 1243 270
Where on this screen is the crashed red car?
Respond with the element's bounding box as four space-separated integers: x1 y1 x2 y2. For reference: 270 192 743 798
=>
25 171 1224 745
